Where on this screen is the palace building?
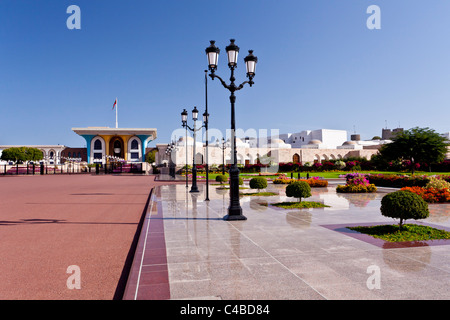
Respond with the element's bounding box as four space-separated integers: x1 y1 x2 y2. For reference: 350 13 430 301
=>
71 127 157 164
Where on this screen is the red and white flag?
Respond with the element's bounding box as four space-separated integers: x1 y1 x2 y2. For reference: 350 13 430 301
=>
112 98 117 110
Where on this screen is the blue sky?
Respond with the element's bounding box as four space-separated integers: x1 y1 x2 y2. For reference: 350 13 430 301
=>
1 0 450 147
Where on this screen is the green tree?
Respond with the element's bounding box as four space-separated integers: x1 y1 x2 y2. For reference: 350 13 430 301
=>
25 148 43 162
249 177 267 192
379 127 449 174
380 190 429 230
145 149 157 164
285 181 311 202
1 147 43 163
1 147 26 163
215 174 228 185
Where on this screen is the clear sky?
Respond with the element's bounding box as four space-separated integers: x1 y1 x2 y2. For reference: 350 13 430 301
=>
1 0 450 148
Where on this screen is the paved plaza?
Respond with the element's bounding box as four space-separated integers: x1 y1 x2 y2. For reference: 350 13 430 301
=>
1 174 448 300
0 174 180 299
124 180 450 300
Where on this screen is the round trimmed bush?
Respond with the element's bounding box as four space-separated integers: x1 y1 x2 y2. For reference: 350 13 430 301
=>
286 181 311 202
215 174 228 184
334 160 346 170
249 177 267 191
380 190 429 229
239 177 244 185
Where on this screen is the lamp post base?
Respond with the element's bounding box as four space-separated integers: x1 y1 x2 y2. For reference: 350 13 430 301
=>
189 187 199 193
190 167 199 193
224 165 246 221
223 212 247 221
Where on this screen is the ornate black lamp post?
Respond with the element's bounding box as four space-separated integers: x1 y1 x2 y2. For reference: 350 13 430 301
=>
217 137 227 175
203 109 210 201
165 140 176 178
205 39 258 221
181 109 189 188
181 107 205 193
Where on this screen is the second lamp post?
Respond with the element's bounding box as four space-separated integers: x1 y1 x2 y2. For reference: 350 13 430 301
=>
181 107 208 193
205 39 258 221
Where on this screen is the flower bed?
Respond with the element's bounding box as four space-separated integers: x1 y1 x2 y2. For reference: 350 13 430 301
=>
336 184 377 193
367 174 429 188
272 176 328 187
401 186 450 203
337 173 377 193
400 177 450 203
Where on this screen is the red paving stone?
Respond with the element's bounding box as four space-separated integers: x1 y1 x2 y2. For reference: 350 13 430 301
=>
0 174 181 300
123 186 171 300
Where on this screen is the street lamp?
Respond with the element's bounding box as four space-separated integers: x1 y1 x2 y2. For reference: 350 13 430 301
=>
165 140 177 178
217 137 227 175
206 39 257 221
203 108 210 201
181 109 189 188
181 106 205 193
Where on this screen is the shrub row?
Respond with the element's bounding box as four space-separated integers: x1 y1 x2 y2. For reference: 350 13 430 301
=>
336 184 377 193
367 174 430 188
273 178 328 187
341 173 450 188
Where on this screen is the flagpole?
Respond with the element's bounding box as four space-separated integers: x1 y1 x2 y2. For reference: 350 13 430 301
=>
115 97 118 128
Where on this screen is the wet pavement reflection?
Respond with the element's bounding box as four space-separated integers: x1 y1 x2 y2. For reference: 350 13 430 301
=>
129 182 450 300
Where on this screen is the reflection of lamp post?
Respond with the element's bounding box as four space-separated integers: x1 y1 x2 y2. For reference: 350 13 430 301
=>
205 39 258 221
217 138 227 175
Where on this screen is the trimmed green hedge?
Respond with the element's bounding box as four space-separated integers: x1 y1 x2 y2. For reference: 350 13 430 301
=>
249 177 268 190
368 174 429 188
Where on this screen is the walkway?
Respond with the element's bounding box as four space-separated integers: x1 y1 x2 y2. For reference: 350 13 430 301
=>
0 174 181 299
124 183 450 300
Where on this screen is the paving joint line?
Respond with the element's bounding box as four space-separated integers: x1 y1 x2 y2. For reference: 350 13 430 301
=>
203 199 329 300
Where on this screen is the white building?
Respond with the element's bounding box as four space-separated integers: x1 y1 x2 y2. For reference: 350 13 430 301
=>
156 128 382 167
279 129 348 149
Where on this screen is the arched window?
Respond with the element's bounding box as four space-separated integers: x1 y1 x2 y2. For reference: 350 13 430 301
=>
293 153 300 163
77 152 81 158
49 151 54 159
94 139 102 150
129 138 140 161
68 152 71 157
91 138 105 161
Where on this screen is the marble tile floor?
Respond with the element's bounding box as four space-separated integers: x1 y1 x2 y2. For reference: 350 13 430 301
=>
123 183 450 300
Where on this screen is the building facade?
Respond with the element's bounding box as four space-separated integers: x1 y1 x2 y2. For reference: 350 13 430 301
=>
0 145 67 164
60 147 88 163
156 134 381 168
72 127 157 164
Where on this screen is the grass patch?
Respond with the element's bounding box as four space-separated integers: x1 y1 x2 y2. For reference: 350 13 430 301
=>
270 201 330 209
197 171 450 181
217 187 248 190
239 192 278 196
348 224 450 242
